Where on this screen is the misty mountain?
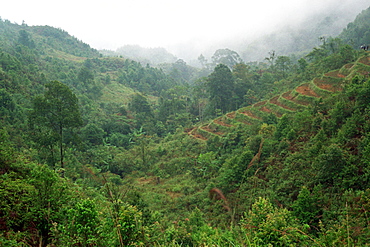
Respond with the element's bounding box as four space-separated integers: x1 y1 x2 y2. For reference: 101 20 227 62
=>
339 6 370 47
168 2 369 64
101 45 178 66
237 7 369 62
2 3 370 246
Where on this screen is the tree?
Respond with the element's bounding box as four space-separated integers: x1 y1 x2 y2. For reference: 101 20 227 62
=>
211 48 243 69
18 30 35 48
198 54 208 69
206 64 235 114
275 56 292 79
29 81 83 172
129 93 153 117
81 123 106 146
264 50 276 71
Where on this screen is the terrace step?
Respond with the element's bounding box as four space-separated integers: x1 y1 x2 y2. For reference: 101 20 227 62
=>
269 95 296 111
258 105 282 118
282 91 310 106
296 83 320 97
239 109 262 120
186 127 207 141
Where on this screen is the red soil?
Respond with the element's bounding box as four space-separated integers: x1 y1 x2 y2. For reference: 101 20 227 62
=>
214 118 233 127
260 106 272 113
282 91 310 106
359 56 370 66
235 117 253 125
240 110 261 120
259 106 282 118
226 112 236 119
296 84 319 97
269 96 296 111
186 127 208 141
313 78 338 92
344 63 354 69
201 126 224 136
282 91 295 100
324 70 346 78
253 101 266 108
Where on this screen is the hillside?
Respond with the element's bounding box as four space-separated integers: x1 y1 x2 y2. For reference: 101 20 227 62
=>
102 45 178 66
237 6 370 62
0 20 100 58
1 8 370 247
188 54 369 141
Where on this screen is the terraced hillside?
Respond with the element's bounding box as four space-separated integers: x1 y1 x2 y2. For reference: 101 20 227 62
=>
187 54 370 141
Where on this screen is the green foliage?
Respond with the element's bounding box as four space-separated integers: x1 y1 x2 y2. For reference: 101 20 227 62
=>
2 11 370 246
241 197 311 246
55 199 102 246
218 149 253 192
116 203 145 246
0 177 35 231
306 38 358 76
0 128 14 171
81 123 106 146
315 144 347 186
292 186 322 228
31 25 100 58
117 59 176 95
129 93 153 116
339 6 370 47
192 151 219 179
275 55 292 79
18 30 35 49
206 64 235 114
29 80 83 168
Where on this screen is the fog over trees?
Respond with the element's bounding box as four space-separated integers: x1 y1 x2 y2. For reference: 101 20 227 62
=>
1 2 370 246
100 0 369 67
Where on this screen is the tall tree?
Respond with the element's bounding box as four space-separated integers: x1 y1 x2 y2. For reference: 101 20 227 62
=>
275 55 292 79
211 48 244 69
29 81 83 172
206 64 235 114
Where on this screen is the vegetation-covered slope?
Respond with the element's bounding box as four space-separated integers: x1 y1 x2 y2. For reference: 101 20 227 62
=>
1 8 370 246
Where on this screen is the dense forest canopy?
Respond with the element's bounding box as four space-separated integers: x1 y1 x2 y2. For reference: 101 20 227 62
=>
1 7 370 246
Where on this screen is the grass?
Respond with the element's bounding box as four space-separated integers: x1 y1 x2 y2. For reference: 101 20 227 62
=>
100 81 136 105
44 48 87 62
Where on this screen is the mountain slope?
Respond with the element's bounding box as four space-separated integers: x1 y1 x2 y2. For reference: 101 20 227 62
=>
0 19 100 58
188 53 369 141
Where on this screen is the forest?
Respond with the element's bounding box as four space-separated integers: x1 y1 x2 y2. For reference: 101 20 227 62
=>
1 6 370 247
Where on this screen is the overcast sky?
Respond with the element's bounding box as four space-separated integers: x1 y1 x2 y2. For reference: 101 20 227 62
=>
1 0 369 55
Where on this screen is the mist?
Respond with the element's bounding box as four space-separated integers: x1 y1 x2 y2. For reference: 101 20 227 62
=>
165 0 370 63
2 0 369 64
